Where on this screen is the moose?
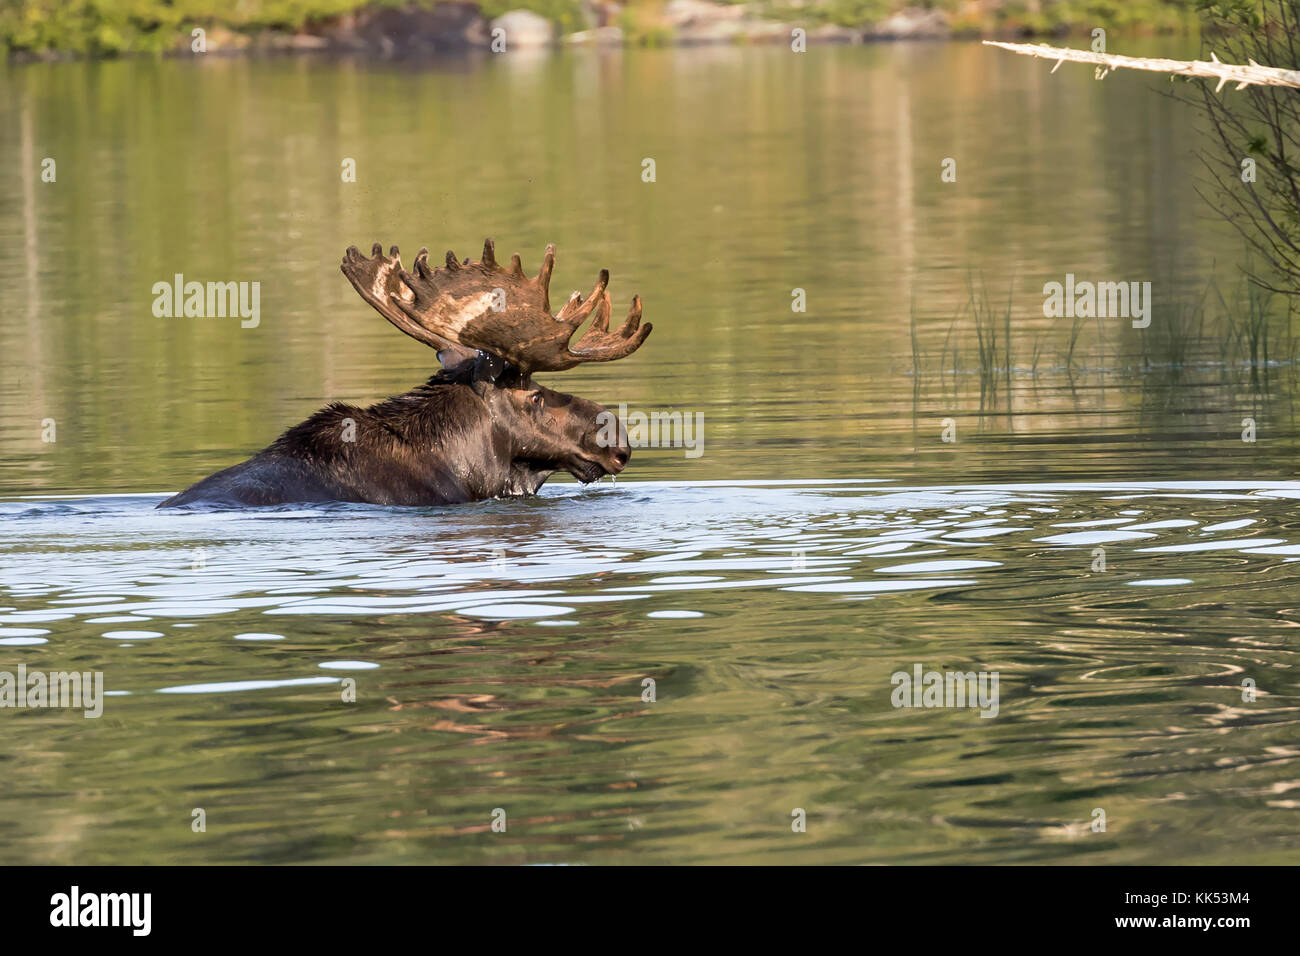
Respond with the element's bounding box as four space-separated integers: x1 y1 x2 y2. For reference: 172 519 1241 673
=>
158 239 652 508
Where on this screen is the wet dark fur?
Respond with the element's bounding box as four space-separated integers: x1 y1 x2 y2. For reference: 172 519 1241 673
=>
158 365 627 508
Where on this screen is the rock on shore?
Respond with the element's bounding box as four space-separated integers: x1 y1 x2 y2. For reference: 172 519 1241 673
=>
182 1 957 55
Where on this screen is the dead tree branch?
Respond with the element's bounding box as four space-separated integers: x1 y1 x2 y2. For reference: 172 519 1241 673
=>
983 40 1300 92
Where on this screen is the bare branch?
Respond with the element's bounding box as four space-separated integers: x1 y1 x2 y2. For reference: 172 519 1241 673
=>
983 40 1300 92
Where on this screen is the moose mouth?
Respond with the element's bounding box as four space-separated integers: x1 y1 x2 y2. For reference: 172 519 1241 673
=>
569 457 612 484
568 450 628 484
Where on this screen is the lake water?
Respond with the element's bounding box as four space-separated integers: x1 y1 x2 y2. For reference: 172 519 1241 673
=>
1 41 1298 864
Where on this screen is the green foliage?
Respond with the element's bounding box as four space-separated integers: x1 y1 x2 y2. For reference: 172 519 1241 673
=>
0 0 587 55
816 0 894 29
0 0 410 54
1196 0 1267 27
760 0 1197 32
1 0 176 55
618 3 673 45
978 0 1199 34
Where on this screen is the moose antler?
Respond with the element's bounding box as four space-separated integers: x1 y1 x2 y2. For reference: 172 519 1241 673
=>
337 243 479 371
340 239 651 373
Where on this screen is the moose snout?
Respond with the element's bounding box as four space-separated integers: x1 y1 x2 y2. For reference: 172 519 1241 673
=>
587 404 631 475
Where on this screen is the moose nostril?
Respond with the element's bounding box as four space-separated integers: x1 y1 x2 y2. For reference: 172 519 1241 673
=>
613 448 630 467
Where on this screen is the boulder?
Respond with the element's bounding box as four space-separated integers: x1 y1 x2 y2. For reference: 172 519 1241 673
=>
868 7 951 39
314 3 490 53
810 23 863 44
663 0 747 28
567 26 626 46
490 10 559 47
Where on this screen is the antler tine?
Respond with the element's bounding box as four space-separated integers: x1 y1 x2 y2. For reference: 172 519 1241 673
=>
536 244 556 313
508 253 524 278
556 269 609 329
394 261 422 296
480 238 497 270
537 244 556 288
589 289 612 333
619 295 643 337
571 293 650 353
557 290 581 316
444 250 460 271
414 247 434 280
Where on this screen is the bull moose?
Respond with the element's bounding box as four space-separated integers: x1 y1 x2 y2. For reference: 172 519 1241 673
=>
158 239 652 508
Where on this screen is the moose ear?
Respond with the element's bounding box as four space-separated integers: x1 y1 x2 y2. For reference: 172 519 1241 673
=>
467 352 506 397
436 346 479 377
472 352 506 383
466 352 531 396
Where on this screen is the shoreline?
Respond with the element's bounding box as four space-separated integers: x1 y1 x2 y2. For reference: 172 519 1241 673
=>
2 1 1201 63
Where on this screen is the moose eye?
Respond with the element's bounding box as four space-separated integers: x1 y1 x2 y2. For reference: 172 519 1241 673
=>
529 392 545 407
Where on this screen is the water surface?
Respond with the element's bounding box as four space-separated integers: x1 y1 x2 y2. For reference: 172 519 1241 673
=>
1 42 1298 864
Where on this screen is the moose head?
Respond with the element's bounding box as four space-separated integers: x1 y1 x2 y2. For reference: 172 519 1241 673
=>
340 238 650 485
160 238 650 508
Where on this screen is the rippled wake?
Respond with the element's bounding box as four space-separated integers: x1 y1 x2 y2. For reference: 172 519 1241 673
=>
2 480 1298 863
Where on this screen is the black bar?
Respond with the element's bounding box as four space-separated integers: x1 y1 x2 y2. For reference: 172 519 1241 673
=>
0 865 1281 942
